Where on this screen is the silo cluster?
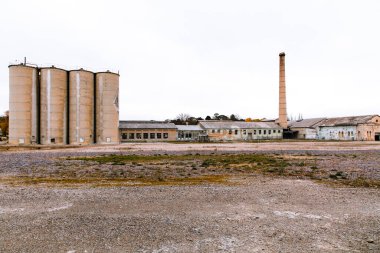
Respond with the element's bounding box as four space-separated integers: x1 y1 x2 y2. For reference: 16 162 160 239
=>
8 63 119 145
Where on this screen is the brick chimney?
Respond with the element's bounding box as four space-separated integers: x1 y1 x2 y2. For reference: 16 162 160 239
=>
279 52 288 129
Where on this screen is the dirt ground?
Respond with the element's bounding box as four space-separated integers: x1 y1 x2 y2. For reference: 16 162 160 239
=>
0 141 380 252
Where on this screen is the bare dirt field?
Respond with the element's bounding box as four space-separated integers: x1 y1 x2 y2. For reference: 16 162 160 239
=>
0 141 380 252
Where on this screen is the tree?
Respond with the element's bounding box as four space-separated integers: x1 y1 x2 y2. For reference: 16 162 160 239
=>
230 114 241 121
205 116 211 120
0 110 9 136
245 118 252 122
176 113 191 122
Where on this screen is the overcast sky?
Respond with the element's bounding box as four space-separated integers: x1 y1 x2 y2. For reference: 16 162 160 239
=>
1 0 379 120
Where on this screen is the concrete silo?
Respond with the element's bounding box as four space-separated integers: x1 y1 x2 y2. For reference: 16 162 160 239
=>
8 64 39 145
40 67 68 145
69 69 94 145
95 71 119 144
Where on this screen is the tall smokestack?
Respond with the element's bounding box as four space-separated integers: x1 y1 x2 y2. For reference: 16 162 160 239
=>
279 52 287 129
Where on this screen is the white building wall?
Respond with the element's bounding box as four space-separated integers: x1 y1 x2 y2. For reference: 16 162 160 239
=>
318 126 357 140
305 128 318 139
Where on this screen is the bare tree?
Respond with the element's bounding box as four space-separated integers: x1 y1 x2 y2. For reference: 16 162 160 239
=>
176 113 191 122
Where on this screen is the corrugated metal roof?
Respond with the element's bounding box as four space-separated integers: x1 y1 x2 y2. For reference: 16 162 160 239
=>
318 115 378 127
176 125 204 131
199 121 281 129
289 118 326 128
119 121 177 129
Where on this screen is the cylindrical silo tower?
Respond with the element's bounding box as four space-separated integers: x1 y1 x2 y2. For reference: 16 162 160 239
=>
95 71 120 144
69 69 94 145
8 64 39 145
40 67 68 145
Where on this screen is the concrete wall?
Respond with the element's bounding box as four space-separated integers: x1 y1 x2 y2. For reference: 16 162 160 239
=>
120 129 177 142
318 126 357 140
357 123 380 141
292 128 318 139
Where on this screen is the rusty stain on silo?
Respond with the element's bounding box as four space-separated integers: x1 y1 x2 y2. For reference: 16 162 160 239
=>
69 69 94 145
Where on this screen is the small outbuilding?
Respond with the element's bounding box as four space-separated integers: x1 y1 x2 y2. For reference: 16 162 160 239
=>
288 118 326 139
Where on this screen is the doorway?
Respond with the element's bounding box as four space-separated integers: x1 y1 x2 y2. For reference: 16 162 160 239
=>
375 133 380 141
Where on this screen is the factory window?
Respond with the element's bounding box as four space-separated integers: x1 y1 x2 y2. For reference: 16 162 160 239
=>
143 133 149 139
235 130 238 135
229 130 232 134
268 130 271 135
157 133 162 139
254 130 256 135
264 130 266 135
163 133 168 139
259 130 262 134
150 133 155 139
129 133 134 139
122 133 128 139
136 133 142 139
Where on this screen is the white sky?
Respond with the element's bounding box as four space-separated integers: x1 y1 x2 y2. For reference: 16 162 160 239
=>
0 0 379 120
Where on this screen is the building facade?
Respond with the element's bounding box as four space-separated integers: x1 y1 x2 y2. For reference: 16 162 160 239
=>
317 115 380 141
176 125 206 141
288 118 326 139
198 121 282 141
119 121 177 142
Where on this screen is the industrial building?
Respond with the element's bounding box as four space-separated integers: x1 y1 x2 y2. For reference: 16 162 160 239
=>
8 63 119 145
288 115 380 141
10 53 379 145
176 125 205 141
317 115 380 141
288 118 326 139
198 121 283 141
119 121 177 142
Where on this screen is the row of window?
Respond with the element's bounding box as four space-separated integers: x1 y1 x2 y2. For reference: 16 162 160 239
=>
178 133 193 138
122 132 169 140
337 131 355 138
210 129 281 135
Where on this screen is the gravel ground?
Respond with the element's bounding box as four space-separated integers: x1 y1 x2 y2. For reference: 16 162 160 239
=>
0 142 380 252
